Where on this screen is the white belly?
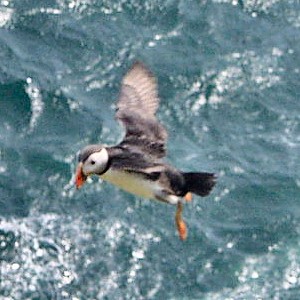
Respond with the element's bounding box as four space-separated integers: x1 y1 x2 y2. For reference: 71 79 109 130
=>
100 169 181 205
100 170 180 204
100 169 158 199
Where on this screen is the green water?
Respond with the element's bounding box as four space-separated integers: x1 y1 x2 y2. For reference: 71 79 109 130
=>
0 1 299 299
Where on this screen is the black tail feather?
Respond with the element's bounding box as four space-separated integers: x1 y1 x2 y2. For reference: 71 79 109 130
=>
183 172 217 197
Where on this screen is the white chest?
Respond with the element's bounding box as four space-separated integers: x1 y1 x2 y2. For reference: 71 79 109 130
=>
100 169 158 199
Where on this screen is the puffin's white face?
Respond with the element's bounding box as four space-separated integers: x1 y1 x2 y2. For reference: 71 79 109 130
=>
82 148 109 176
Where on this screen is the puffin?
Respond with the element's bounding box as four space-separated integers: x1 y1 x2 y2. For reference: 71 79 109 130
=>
75 61 217 240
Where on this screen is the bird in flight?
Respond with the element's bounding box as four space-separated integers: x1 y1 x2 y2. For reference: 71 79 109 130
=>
75 62 217 240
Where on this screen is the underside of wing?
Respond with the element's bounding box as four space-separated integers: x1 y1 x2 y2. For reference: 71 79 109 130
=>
117 61 159 116
116 62 168 158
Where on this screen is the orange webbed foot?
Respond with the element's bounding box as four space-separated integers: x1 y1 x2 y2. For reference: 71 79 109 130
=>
184 192 192 202
175 202 187 240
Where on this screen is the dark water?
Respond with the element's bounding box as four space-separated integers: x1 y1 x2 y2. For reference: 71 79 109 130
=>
0 0 300 299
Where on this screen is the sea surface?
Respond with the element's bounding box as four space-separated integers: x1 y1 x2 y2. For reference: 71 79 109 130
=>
0 0 299 299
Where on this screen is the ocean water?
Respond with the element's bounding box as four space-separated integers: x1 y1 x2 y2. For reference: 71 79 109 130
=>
0 0 299 299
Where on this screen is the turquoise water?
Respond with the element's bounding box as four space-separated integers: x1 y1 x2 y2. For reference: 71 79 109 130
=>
0 1 300 299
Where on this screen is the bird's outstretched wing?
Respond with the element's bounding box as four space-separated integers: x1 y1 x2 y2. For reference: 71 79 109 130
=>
116 62 167 159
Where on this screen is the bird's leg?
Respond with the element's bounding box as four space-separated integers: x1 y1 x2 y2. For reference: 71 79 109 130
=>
184 192 192 202
175 201 187 240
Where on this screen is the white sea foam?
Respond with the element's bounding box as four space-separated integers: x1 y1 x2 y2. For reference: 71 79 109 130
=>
204 243 300 300
188 47 283 115
147 24 183 48
56 0 95 16
25 78 44 132
0 213 162 299
0 6 13 27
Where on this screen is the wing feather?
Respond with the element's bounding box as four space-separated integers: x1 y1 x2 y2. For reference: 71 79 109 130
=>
116 62 167 158
117 61 159 116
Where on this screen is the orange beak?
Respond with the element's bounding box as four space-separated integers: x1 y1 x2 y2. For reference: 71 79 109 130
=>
75 162 87 189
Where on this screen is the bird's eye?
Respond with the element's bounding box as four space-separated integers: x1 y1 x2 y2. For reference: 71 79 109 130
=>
90 160 96 165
